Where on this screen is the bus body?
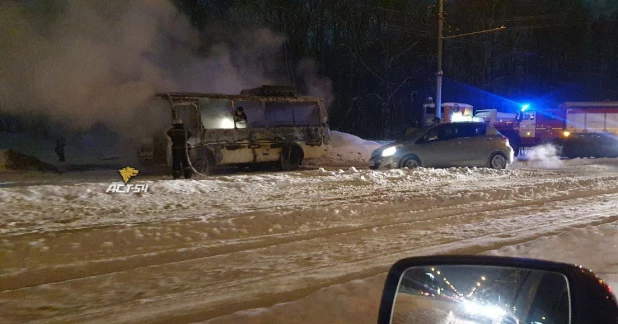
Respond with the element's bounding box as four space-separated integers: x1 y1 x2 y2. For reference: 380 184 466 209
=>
138 86 331 173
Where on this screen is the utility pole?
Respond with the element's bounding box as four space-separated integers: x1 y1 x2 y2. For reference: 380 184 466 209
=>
436 0 444 121
434 0 505 121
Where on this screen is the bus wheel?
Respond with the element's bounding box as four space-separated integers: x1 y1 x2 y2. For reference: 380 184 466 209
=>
280 145 303 171
192 149 214 175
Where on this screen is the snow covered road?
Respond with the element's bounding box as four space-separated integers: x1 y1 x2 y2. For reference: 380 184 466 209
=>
2 159 618 323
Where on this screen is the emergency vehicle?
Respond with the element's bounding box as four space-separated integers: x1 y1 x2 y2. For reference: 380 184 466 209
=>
424 102 476 125
474 101 618 157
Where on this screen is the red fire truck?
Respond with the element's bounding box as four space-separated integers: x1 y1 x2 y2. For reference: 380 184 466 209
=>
474 101 618 157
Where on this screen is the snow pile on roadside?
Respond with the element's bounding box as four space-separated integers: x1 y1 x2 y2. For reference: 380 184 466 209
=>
562 157 618 166
205 221 618 324
0 166 523 234
306 131 383 166
310 166 518 184
560 157 618 172
512 154 618 172
6 163 618 236
0 133 136 167
0 149 58 173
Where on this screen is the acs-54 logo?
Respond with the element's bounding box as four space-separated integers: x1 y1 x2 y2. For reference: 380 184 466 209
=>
106 166 149 193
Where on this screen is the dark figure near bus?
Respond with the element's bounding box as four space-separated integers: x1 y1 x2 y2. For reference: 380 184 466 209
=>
166 119 193 179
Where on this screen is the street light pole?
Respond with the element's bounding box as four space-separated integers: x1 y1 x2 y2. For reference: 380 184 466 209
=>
434 0 505 122
436 0 444 121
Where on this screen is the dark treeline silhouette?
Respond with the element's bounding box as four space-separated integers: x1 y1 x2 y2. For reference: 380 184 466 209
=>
174 0 618 139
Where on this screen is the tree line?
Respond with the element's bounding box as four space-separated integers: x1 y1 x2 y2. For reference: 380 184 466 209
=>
175 0 618 139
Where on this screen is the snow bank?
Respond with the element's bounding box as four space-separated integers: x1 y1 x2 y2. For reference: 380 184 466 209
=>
306 131 383 166
0 149 58 173
0 133 121 166
512 152 618 172
561 157 618 169
0 166 522 234
308 166 518 185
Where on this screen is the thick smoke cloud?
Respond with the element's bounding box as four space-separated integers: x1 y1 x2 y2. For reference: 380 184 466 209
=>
298 59 334 110
0 0 287 134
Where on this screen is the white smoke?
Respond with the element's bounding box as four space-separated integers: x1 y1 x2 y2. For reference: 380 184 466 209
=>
0 1 333 164
0 0 285 133
524 144 564 169
297 59 334 109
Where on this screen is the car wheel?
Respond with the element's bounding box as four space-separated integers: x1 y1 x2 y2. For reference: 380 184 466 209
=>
400 155 421 169
489 153 508 170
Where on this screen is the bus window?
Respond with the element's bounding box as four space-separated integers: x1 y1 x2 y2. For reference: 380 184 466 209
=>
265 102 295 127
234 100 265 128
173 104 200 131
199 99 234 129
291 102 320 126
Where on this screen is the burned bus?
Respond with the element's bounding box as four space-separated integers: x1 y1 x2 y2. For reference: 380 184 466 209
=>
138 85 331 174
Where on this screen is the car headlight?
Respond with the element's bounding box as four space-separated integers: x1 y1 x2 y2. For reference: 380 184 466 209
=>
382 146 398 157
563 131 571 137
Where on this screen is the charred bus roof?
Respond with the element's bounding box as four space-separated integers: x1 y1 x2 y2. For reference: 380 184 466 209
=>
155 85 324 103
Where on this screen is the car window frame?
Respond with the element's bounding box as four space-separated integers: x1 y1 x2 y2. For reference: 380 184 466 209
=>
416 124 457 144
454 123 487 139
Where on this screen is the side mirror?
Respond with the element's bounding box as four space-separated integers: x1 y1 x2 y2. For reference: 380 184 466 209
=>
378 255 618 324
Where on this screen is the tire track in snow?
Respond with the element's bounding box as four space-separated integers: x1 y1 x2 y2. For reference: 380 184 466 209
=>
2 175 618 291
2 186 618 323
153 195 618 324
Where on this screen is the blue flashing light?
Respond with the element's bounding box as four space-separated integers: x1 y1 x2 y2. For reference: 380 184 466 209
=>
521 104 530 111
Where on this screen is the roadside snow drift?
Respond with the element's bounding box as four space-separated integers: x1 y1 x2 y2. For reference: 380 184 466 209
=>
0 149 58 173
306 130 382 166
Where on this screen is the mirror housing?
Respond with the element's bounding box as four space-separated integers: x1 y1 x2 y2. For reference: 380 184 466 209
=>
378 255 618 324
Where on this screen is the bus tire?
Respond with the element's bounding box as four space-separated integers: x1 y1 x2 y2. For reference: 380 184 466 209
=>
192 148 215 175
280 145 303 171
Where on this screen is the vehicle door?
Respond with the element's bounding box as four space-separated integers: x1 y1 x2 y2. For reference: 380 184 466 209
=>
453 123 490 166
172 103 201 146
519 111 536 142
414 124 460 167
